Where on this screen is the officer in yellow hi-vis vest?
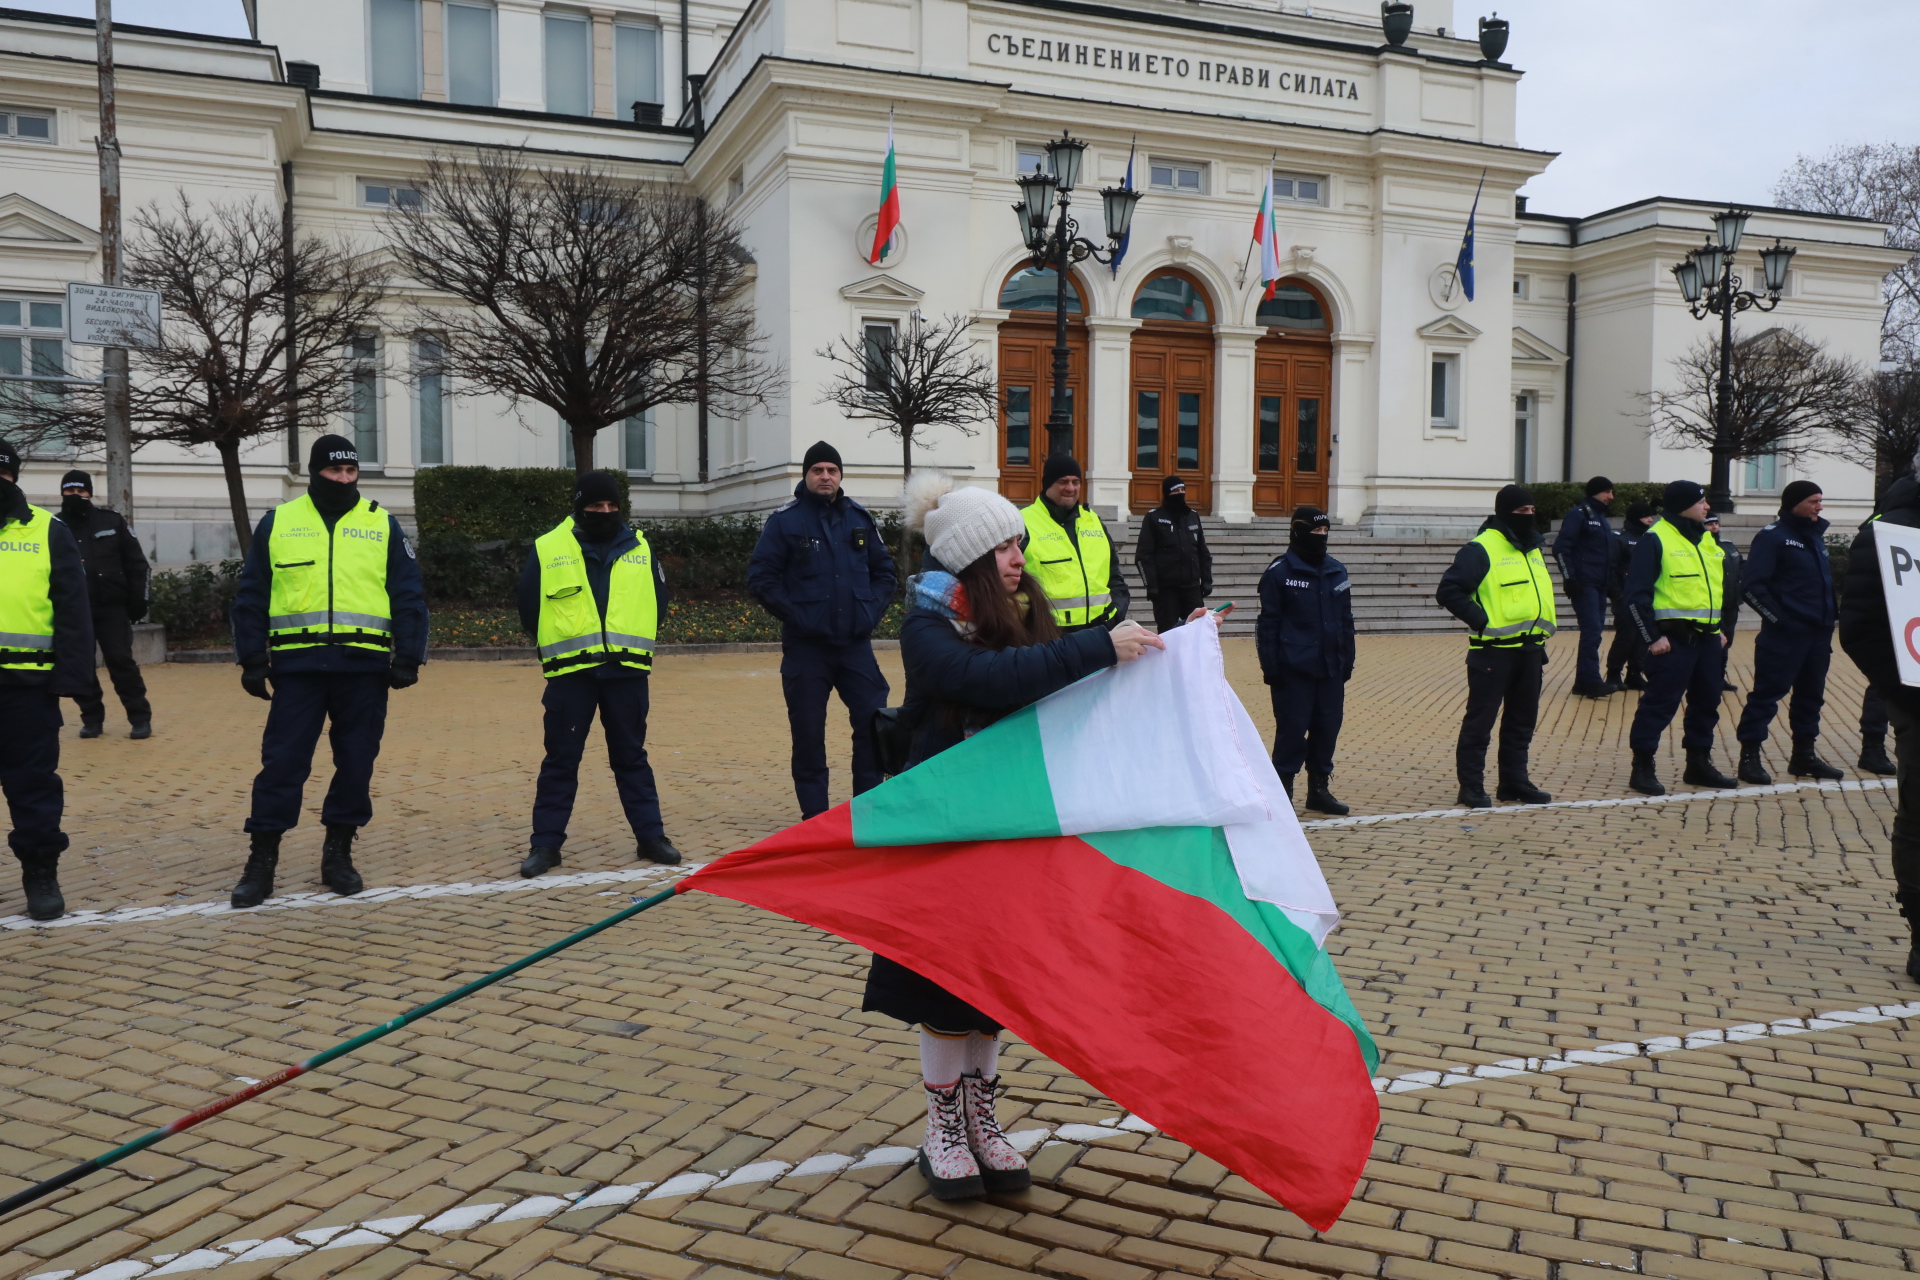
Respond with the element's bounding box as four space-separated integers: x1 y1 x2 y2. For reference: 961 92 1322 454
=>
0 439 94 921
1436 485 1558 810
516 471 681 878
229 436 429 909
1020 455 1129 633
1623 479 1742 796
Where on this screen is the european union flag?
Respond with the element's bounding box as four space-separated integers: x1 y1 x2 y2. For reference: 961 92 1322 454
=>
1454 171 1484 302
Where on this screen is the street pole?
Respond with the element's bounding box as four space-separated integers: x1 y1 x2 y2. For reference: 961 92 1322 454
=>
1048 200 1072 459
96 0 134 524
1714 255 1736 514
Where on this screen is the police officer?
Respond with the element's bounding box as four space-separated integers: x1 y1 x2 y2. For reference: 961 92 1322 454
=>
520 472 681 875
0 440 92 921
1705 512 1742 693
1135 476 1211 631
1256 506 1354 815
1862 685 1897 774
747 441 896 820
228 435 429 908
1623 480 1740 795
1839 467 1920 979
1734 480 1843 784
1436 484 1557 808
1552 476 1616 697
1021 455 1129 632
1605 501 1656 690
54 470 152 740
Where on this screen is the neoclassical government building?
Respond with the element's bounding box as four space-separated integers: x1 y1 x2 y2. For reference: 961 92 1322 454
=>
0 0 1902 557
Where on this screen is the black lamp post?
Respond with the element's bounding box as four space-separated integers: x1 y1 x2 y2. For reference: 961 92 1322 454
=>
1012 130 1141 460
1669 208 1797 513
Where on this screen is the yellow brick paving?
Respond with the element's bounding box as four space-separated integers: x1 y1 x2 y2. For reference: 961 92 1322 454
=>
2 633 1917 1280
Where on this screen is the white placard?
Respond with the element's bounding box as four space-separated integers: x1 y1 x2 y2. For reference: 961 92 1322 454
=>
65 282 162 348
1874 519 1920 687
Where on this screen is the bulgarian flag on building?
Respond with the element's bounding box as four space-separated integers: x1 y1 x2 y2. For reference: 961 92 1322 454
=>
681 619 1379 1231
1253 169 1285 299
868 112 902 265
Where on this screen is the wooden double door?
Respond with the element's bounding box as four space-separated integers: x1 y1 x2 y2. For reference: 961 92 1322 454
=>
1128 323 1214 513
1252 336 1330 516
996 319 1087 505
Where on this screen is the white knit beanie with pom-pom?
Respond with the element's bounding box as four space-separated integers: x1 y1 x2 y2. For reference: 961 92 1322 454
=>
903 470 1026 572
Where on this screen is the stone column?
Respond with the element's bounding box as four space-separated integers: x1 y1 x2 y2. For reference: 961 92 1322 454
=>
1212 324 1264 524
1084 315 1142 517
591 8 616 118
420 0 447 101
1328 333 1376 529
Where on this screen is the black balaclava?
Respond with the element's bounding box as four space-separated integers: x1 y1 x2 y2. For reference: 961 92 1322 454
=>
60 469 93 524
1162 474 1188 513
1625 500 1655 530
307 434 362 517
1492 484 1539 549
572 470 627 544
0 438 22 522
1289 505 1330 566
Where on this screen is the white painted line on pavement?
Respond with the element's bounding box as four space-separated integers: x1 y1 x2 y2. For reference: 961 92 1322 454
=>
1301 775 1894 830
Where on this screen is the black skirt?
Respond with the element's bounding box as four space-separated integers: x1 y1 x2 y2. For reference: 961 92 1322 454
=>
862 953 1004 1035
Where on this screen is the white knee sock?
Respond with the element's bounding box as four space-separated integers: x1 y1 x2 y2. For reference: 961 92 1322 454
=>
963 1030 1000 1079
920 1027 969 1087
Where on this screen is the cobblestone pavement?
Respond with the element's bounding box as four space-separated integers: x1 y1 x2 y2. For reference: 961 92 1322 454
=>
2 632 1916 1280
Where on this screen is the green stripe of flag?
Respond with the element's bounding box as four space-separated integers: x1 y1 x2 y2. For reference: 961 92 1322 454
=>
851 706 1059 846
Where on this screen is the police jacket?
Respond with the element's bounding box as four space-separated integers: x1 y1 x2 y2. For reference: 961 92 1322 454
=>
0 491 94 695
1255 550 1354 683
517 521 671 680
1742 513 1835 635
231 500 429 676
54 501 149 614
748 482 896 647
1622 515 1741 644
1135 504 1212 593
1027 498 1131 627
1552 499 1614 592
1435 515 1543 637
1841 476 1920 716
1609 524 1649 598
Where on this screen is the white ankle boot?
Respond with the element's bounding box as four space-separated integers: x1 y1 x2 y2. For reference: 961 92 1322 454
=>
918 1080 983 1200
961 1070 1031 1192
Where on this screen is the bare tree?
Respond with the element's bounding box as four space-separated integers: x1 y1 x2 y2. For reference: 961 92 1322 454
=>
818 311 1000 574
379 147 780 473
1775 144 1920 360
1 195 386 551
1643 326 1867 499
1824 358 1920 484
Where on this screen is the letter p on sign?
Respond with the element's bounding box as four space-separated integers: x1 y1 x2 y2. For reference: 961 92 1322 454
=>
1875 521 1920 685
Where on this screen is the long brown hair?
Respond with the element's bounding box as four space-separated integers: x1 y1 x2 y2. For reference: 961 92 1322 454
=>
953 549 1060 650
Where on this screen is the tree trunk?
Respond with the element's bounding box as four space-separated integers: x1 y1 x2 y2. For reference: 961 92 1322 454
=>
217 437 253 555
571 423 596 474
898 428 913 590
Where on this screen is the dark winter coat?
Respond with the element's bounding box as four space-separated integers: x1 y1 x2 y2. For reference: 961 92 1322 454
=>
1552 498 1614 592
1841 476 1920 716
1742 513 1835 635
1255 549 1354 683
1135 503 1212 594
1435 515 1543 635
748 482 896 647
1609 522 1651 598
517 520 672 680
1622 516 1741 644
53 501 149 614
0 493 94 695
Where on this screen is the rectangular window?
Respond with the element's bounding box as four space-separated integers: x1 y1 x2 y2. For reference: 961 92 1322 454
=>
1004 385 1031 467
1257 396 1281 472
369 0 422 98
1512 274 1530 300
1176 392 1200 469
1744 453 1778 491
359 180 424 210
445 1 496 107
624 408 652 475
1149 160 1205 193
544 13 592 116
0 295 69 446
349 331 381 465
614 22 660 117
415 335 446 466
863 321 896 393
1015 144 1046 176
1513 392 1532 481
1271 171 1326 206
1135 390 1160 470
1429 354 1459 429
1296 398 1320 473
0 108 55 144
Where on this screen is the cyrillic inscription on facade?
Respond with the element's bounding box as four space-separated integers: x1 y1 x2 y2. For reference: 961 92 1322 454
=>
982 31 1363 102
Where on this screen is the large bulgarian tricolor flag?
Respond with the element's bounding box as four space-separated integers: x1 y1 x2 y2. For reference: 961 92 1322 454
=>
1253 171 1285 300
868 112 902 266
680 618 1379 1229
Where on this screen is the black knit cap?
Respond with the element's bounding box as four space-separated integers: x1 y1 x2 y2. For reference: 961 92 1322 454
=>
1585 475 1615 498
0 439 18 480
1041 453 1083 490
573 470 623 512
1626 501 1655 523
308 434 359 475
1663 479 1706 514
60 469 92 492
1495 484 1536 516
1290 504 1330 536
1779 479 1822 513
1162 475 1187 497
802 441 842 471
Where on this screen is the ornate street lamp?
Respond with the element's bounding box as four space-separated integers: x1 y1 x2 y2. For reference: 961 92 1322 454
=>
1668 209 1797 512
1009 129 1139 459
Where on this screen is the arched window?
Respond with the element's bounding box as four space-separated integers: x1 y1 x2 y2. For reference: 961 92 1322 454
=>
998 266 1083 313
1131 272 1211 323
1256 281 1327 331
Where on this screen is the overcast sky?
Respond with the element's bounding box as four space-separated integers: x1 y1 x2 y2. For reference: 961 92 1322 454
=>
12 0 1918 218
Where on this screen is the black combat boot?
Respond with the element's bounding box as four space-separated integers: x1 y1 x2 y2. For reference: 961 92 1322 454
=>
320 825 364 896
1625 672 1647 691
1629 751 1665 796
1278 773 1296 804
520 845 562 878
129 719 152 740
1737 741 1772 786
1456 779 1492 809
16 848 65 922
636 836 683 866
1860 733 1897 776
1787 737 1844 780
230 831 280 909
1496 777 1551 804
1683 748 1737 789
1305 772 1349 816
78 719 103 740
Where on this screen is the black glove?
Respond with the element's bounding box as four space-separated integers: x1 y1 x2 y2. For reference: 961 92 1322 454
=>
241 665 272 702
388 663 420 690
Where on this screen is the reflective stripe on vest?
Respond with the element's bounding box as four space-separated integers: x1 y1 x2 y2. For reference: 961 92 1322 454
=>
1650 518 1725 626
0 506 55 673
1468 528 1557 645
265 495 395 652
1021 499 1113 627
533 518 659 677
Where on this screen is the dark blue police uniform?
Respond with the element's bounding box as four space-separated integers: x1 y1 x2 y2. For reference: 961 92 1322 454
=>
748 481 897 818
1553 497 1614 691
1255 549 1355 779
1736 512 1836 745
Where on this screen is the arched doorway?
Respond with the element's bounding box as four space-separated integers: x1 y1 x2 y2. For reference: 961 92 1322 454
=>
1252 279 1332 517
1129 270 1214 513
995 266 1088 504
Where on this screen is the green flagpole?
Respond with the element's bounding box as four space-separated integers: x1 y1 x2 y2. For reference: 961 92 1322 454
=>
0 884 684 1220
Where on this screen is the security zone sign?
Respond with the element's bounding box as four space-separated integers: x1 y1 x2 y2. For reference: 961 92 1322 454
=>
65 282 162 348
1875 518 1920 686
